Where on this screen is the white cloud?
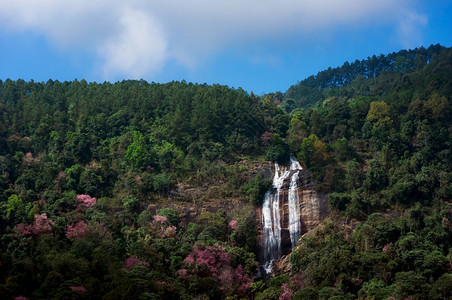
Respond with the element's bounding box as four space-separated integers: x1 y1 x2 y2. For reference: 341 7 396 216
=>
0 0 425 79
397 11 428 49
99 8 167 79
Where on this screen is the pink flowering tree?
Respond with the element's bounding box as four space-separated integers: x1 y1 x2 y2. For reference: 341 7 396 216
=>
442 217 451 229
153 215 167 224
75 194 96 212
182 244 252 296
283 271 306 295
279 283 294 300
161 225 177 238
382 243 396 257
261 131 273 146
234 264 253 297
123 256 150 270
184 244 231 278
66 220 89 240
69 286 87 294
228 220 238 232
150 215 177 238
17 213 53 236
135 174 143 185
23 152 34 166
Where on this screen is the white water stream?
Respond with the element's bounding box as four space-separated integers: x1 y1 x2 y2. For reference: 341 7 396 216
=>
262 156 302 274
289 156 302 249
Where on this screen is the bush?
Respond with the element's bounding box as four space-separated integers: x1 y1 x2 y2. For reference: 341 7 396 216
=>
241 173 272 206
153 173 172 193
158 208 180 227
292 287 318 300
265 134 290 163
328 192 351 211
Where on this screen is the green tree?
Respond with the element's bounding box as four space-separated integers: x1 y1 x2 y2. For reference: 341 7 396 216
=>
125 131 149 170
1 194 26 221
265 134 290 163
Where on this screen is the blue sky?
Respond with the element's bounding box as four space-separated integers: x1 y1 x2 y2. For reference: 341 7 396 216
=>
0 1 451 95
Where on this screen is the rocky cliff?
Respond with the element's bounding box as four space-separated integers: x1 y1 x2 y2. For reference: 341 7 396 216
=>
256 166 330 275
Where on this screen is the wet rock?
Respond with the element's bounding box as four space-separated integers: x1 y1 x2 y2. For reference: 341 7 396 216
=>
256 164 330 276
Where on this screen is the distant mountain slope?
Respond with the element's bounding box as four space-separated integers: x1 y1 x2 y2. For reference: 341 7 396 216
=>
282 44 449 111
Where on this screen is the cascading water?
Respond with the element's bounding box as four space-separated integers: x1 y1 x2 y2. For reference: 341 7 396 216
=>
261 156 303 274
262 162 290 274
288 156 302 249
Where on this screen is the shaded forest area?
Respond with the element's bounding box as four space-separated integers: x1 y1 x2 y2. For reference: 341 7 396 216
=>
0 44 451 299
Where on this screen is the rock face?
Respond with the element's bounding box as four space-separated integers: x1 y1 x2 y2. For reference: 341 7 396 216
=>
256 165 330 276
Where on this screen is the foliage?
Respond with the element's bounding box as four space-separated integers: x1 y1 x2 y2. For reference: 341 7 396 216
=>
241 173 272 206
265 134 290 163
0 45 451 299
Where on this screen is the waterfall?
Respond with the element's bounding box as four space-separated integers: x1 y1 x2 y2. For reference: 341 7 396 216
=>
262 162 290 274
261 156 303 274
288 156 302 249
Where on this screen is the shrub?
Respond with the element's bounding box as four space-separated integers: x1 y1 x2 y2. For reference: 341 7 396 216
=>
241 173 272 206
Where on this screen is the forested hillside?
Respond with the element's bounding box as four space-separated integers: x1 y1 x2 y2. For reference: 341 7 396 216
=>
282 44 447 111
0 45 451 299
282 45 452 299
0 80 285 299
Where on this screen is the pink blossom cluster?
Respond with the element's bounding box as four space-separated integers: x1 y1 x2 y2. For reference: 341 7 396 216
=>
24 152 34 165
135 175 143 185
150 215 177 238
234 264 252 296
279 283 293 300
287 272 305 291
15 296 26 300
160 225 177 238
228 220 238 231
153 215 167 224
182 244 252 296
75 194 96 212
17 213 53 236
69 286 87 293
176 268 191 278
38 197 46 206
55 171 66 185
218 267 235 294
442 217 451 229
382 243 395 256
261 131 273 146
123 256 150 270
184 244 231 277
66 221 89 240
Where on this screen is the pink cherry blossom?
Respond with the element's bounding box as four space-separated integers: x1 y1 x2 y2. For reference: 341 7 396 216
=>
153 215 167 224
177 268 190 278
18 213 53 236
160 225 177 238
184 244 231 278
123 256 149 270
279 283 293 300
66 221 89 240
69 286 87 293
135 175 143 185
75 194 96 211
229 220 238 231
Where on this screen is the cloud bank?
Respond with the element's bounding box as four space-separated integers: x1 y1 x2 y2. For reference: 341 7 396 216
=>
0 0 427 80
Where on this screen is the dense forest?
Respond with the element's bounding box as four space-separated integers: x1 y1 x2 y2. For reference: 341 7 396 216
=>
0 44 451 299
